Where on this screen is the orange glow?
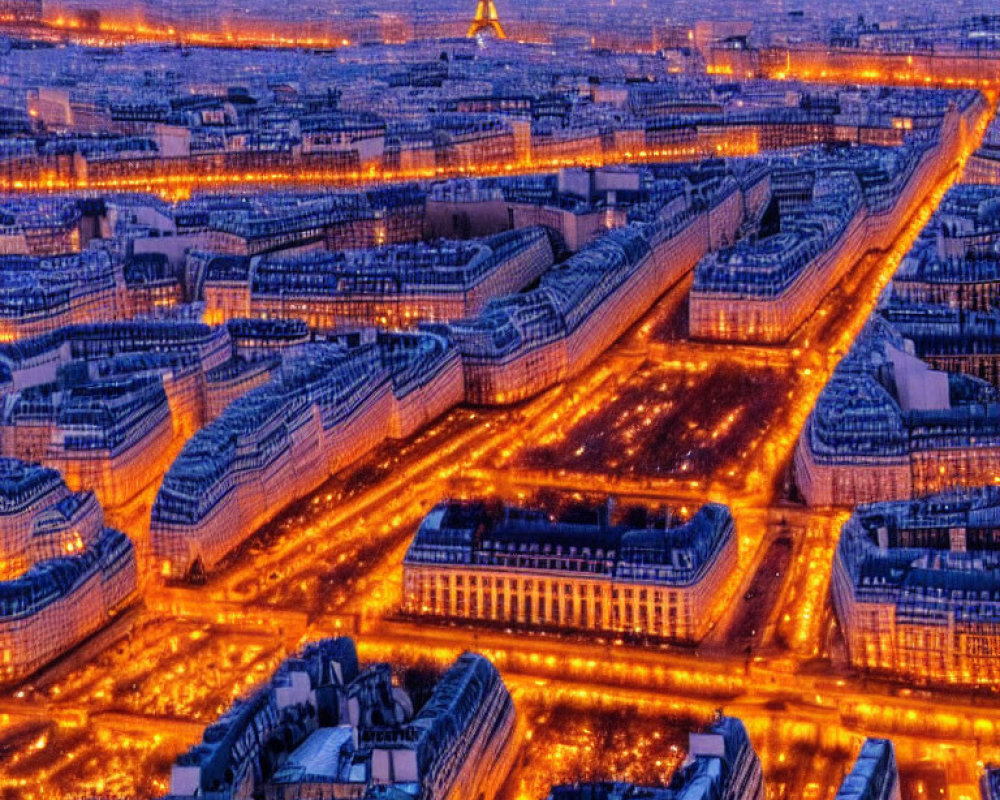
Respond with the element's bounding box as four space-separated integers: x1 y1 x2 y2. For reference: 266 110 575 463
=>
0 143 759 199
707 47 1000 91
0 74 995 800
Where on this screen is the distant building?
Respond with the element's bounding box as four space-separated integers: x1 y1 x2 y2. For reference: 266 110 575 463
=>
963 115 1000 185
0 196 84 256
546 715 763 800
124 253 183 315
165 188 425 263
166 637 516 800
403 500 738 642
689 119 973 344
0 0 40 21
200 226 558 330
425 169 636 250
434 115 515 169
833 487 1000 684
892 184 1000 311
0 41 987 190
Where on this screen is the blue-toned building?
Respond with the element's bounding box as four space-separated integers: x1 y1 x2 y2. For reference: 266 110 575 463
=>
689 136 955 343
0 457 68 579
0 321 233 508
795 314 1000 506
982 764 1000 800
124 252 184 315
832 487 1000 684
173 186 426 257
0 196 84 256
834 739 900 800
892 184 1000 311
225 317 311 359
201 226 558 329
402 500 738 642
167 638 516 800
881 300 1000 391
546 715 763 800
0 456 137 683
151 329 463 579
0 249 125 340
963 115 1000 185
435 165 753 404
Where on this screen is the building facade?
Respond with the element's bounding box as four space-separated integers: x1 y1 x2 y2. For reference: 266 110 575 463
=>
0 322 233 509
402 501 738 642
151 330 463 579
0 457 137 684
167 637 516 800
201 226 557 330
796 315 1000 506
689 95 983 344
832 487 1000 685
892 184 1000 311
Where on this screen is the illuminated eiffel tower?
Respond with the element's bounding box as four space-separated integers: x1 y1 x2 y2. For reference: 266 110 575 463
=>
467 0 507 38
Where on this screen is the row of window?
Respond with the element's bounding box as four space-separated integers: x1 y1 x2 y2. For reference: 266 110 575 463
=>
404 571 703 638
410 572 691 603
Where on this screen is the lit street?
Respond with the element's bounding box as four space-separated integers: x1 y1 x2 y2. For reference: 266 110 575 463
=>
0 103 992 797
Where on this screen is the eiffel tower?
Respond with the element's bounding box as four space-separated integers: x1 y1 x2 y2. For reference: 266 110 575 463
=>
467 0 507 38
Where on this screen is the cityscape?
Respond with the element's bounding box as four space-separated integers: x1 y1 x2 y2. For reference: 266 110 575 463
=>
3 0 1000 799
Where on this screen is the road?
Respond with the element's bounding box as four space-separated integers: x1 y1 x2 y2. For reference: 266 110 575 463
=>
0 99 993 800
0 144 755 198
